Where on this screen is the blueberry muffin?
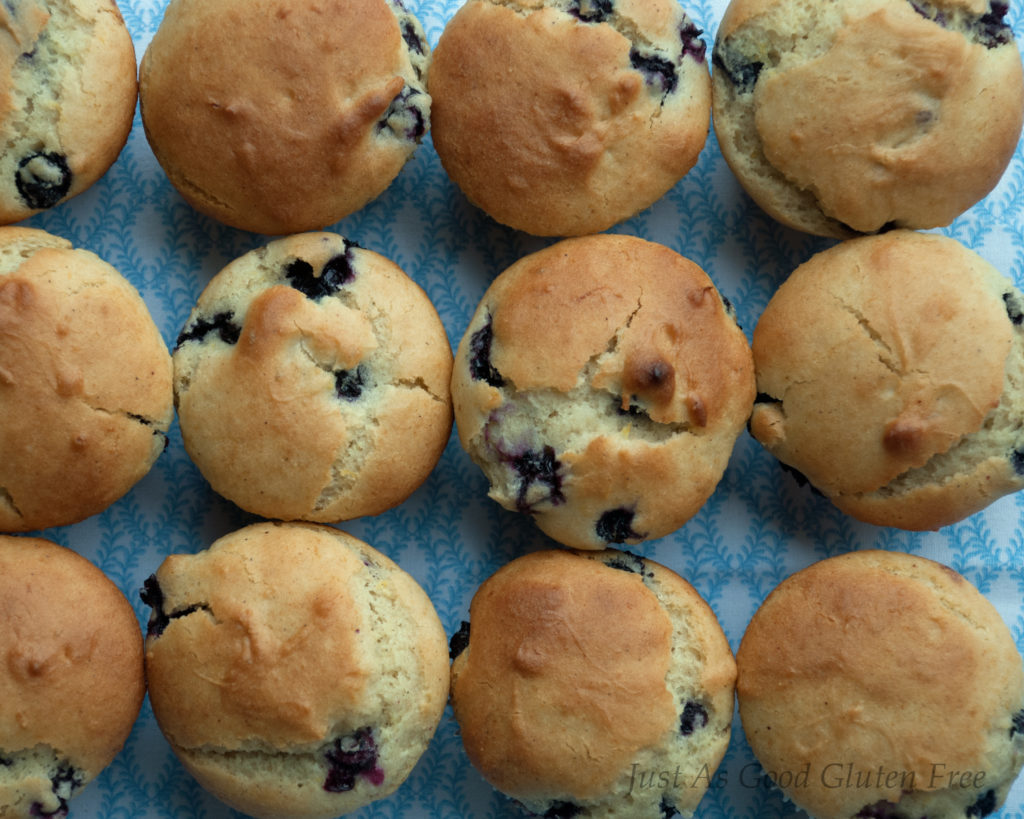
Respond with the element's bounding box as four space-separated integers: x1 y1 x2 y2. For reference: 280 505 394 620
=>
711 0 1024 237
0 535 145 819
142 521 450 819
139 0 431 235
451 234 755 549
173 232 453 523
449 548 736 818
0 0 137 225
749 230 1024 530
429 0 711 236
737 549 1024 819
0 226 173 532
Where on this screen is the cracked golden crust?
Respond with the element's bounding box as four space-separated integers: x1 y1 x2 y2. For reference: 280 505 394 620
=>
450 549 736 814
139 0 427 235
451 234 754 548
0 535 144 781
711 0 1024 237
737 550 1024 819
429 0 710 236
144 521 450 819
173 232 453 523
0 0 136 225
750 230 1022 529
0 227 173 532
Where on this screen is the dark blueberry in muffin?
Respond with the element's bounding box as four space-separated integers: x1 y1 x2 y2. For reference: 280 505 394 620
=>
140 575 211 638
320 250 358 290
1011 708 1024 737
974 1 1013 47
509 446 565 512
712 46 763 93
630 49 678 95
542 801 583 818
680 21 707 62
401 19 426 55
285 248 358 300
175 310 241 349
469 318 505 388
660 798 681 818
603 549 645 574
323 727 384 792
854 801 912 819
30 763 83 819
967 789 998 818
449 620 471 659
679 700 708 735
569 0 613 23
377 86 428 141
334 366 366 401
595 508 645 544
1011 448 1024 476
1003 292 1024 325
15 152 72 211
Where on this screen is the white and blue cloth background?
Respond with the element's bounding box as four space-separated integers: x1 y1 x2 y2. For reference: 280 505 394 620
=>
20 0 1024 816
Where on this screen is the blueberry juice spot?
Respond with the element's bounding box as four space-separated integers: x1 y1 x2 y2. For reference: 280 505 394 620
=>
1004 292 1024 326
680 21 707 62
16 152 72 210
285 248 357 300
449 620 471 659
401 19 426 55
630 49 678 95
175 310 241 349
712 45 763 93
468 317 505 387
569 0 613 22
377 86 428 141
334 366 366 401
30 763 83 819
603 550 645 574
679 701 708 735
595 508 645 543
976 1 1012 47
1011 709 1024 737
323 728 385 792
139 575 210 638
508 445 565 513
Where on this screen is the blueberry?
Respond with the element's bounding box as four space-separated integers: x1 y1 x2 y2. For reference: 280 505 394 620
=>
29 763 82 819
401 20 426 55
175 310 241 349
569 0 613 22
1011 448 1024 476
469 318 505 388
679 701 708 735
967 789 997 818
449 620 471 659
854 802 911 819
1004 292 1024 325
630 49 678 94
680 21 707 62
139 575 210 638
595 508 645 544
603 550 645 574
334 366 366 401
323 727 384 792
542 802 582 818
377 86 428 141
15 152 72 210
661 798 680 818
1011 709 1024 737
977 1 1013 47
508 446 565 513
285 248 357 300
712 46 763 93
778 461 826 497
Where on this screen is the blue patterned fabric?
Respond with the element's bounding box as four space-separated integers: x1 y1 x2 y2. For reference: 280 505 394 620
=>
17 0 1024 816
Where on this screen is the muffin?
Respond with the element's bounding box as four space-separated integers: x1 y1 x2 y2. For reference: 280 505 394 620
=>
451 234 755 549
139 0 431 235
173 232 453 523
429 0 712 236
749 230 1024 530
448 548 736 818
711 0 1024 237
0 0 137 225
141 521 450 819
736 549 1024 819
0 226 173 532
0 535 145 819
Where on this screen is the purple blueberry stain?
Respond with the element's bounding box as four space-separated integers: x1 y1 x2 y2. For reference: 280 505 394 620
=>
712 45 763 93
1004 292 1024 326
630 49 678 95
854 801 914 819
679 700 708 735
334 366 366 401
967 789 997 818
1011 448 1024 476
569 0 613 22
603 549 646 574
175 310 241 349
323 727 384 792
681 21 707 62
16 151 72 210
139 575 211 638
285 247 358 300
909 0 1012 46
449 620 471 659
1011 709 1024 737
507 445 565 513
377 85 428 141
596 508 645 544
29 763 82 819
401 19 426 55
469 317 505 388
